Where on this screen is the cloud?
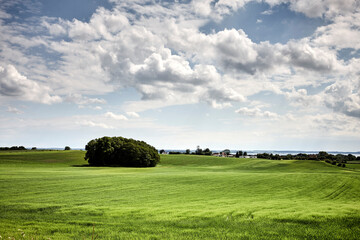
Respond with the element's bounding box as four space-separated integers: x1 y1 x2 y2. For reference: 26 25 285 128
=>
284 88 321 107
179 29 338 76
261 9 273 15
0 10 11 19
77 120 114 129
324 78 360 118
0 64 61 104
288 0 359 19
263 0 359 19
7 106 23 114
313 13 360 50
126 112 140 118
205 87 246 106
213 29 258 72
235 107 278 118
0 0 359 118
41 17 67 36
191 0 212 17
104 112 128 121
65 93 106 106
282 40 337 72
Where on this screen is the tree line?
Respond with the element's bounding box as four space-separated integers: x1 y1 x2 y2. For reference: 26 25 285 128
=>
162 147 248 157
0 146 71 151
256 151 359 167
0 146 27 151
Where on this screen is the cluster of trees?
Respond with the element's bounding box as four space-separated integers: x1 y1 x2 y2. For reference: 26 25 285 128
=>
160 147 213 155
161 148 251 157
194 146 212 155
257 151 359 167
85 136 160 167
161 147 213 155
235 151 247 158
159 149 183 154
0 146 27 151
168 151 182 154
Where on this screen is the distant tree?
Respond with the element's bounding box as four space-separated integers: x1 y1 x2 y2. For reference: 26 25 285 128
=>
243 151 247 156
195 146 203 155
273 154 280 160
5 146 26 151
31 147 37 150
85 136 160 167
335 154 346 163
203 148 212 155
255 151 355 163
296 153 308 160
159 149 165 154
317 151 329 160
64 146 71 150
1 146 28 151
185 149 190 154
236 151 243 158
169 151 181 154
347 154 356 161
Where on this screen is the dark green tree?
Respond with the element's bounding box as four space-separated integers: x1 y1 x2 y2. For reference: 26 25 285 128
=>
64 146 71 150
347 154 356 162
236 150 243 158
203 148 212 155
195 146 203 155
317 151 329 160
84 136 160 167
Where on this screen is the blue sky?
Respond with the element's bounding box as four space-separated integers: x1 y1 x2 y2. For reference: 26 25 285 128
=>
0 0 359 151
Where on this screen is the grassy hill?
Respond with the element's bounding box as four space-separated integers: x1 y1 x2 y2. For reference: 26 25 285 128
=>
0 151 359 239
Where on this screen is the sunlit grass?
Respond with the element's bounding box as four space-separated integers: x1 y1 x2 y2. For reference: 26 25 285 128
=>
0 151 359 239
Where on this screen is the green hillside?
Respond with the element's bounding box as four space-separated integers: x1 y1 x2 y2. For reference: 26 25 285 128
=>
0 151 359 239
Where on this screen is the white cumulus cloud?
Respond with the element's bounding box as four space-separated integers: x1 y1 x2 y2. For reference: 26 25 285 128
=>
0 64 61 104
104 112 128 121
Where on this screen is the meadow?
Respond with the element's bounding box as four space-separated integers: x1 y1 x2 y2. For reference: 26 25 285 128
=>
0 151 359 239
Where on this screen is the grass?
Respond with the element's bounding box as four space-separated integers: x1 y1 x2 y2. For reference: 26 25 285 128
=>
347 162 360 170
0 151 360 239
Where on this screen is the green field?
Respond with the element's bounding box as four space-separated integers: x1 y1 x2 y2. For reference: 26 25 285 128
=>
1 151 359 239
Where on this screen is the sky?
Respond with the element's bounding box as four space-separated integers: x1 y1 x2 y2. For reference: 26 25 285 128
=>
0 0 359 151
